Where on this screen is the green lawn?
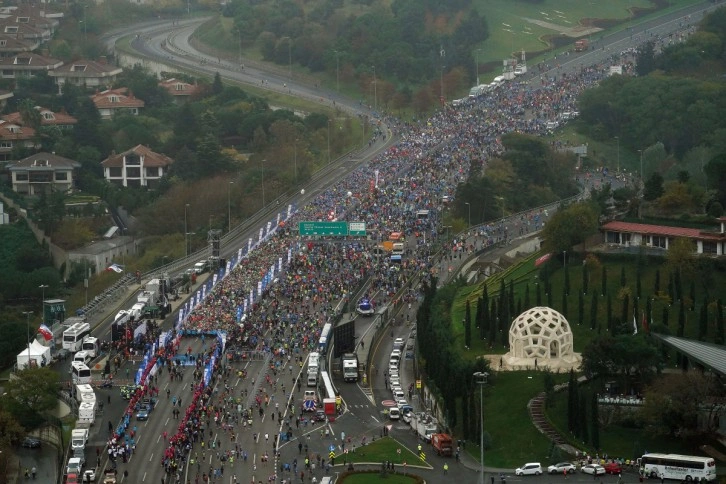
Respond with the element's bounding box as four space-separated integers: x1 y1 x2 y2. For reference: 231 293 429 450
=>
340 437 426 467
464 371 567 468
341 473 421 484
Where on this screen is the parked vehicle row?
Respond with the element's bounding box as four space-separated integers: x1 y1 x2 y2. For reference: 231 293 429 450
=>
517 462 622 477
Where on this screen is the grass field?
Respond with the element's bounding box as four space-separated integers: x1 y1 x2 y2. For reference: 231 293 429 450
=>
341 473 421 484
340 437 425 467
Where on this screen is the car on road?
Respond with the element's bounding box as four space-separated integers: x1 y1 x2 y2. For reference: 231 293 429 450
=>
402 410 413 424
515 463 543 476
312 410 327 422
21 436 41 448
603 462 623 475
582 464 606 476
548 462 576 474
136 404 152 421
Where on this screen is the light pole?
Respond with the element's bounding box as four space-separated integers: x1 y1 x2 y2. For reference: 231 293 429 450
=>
327 120 331 164
261 159 266 207
186 232 195 255
39 284 48 325
228 181 234 233
473 371 489 484
465 202 471 228
372 66 377 112
614 136 620 173
334 50 340 92
184 203 190 256
293 138 298 183
22 311 33 367
475 49 482 85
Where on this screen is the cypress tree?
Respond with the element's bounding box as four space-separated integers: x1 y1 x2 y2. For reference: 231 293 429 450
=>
567 369 577 433
678 301 686 337
524 284 530 309
668 272 675 303
536 282 542 306
561 290 568 318
590 392 600 449
621 294 630 330
645 297 652 333
480 294 490 341
607 295 613 334
698 297 708 341
662 306 669 328
690 281 696 311
488 299 497 345
675 270 683 302
636 268 642 299
582 263 589 295
578 393 589 443
620 267 626 287
654 268 660 294
716 299 724 345
602 267 608 296
578 292 584 326
547 286 553 308
590 293 598 330
509 280 515 317
475 297 483 329
465 300 472 348
564 263 570 296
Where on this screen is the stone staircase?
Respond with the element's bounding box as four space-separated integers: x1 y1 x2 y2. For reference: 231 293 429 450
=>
528 391 567 445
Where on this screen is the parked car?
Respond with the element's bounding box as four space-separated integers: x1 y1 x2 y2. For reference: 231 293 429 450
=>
21 436 41 448
515 463 543 476
136 404 152 421
603 462 623 475
548 462 576 474
582 464 606 476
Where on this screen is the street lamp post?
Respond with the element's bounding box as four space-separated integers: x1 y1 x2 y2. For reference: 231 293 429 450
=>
327 120 331 165
475 49 482 85
184 203 190 256
474 371 489 484
39 284 48 325
615 136 620 173
334 50 340 92
228 181 234 233
261 159 266 207
372 66 377 112
465 202 471 228
22 311 33 367
186 232 195 255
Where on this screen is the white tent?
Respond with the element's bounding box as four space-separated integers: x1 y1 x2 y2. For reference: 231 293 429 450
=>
16 340 51 369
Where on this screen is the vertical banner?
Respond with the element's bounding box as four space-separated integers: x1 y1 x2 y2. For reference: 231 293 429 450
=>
278 257 283 272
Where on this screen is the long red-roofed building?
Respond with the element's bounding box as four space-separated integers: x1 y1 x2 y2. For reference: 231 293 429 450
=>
601 219 726 256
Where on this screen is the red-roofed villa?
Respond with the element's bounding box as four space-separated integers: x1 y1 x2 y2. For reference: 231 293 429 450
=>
601 219 726 256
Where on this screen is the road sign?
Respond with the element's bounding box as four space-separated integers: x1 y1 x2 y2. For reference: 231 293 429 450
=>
419 451 426 461
416 380 422 389
381 400 397 407
348 222 367 236
329 445 335 452
303 400 316 410
329 451 335 460
299 221 348 236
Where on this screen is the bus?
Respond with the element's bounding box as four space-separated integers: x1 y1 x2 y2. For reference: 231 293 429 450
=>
640 453 716 482
320 370 336 400
81 337 99 358
318 323 332 353
70 361 92 384
63 322 91 352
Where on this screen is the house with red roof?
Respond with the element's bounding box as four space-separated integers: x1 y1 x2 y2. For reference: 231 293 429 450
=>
7 152 80 195
90 87 144 119
2 105 77 130
0 51 62 79
158 78 201 101
601 219 726 256
0 118 39 161
101 144 174 188
49 58 123 91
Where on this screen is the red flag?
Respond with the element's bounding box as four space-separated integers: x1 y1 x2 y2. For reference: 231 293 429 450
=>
535 253 552 267
38 324 53 341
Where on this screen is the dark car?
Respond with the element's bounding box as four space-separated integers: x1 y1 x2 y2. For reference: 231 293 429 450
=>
136 404 152 421
21 436 41 448
312 410 327 422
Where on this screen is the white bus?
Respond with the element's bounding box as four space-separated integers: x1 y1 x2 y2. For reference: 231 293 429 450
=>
640 453 716 482
70 361 92 384
81 337 99 358
63 322 91 352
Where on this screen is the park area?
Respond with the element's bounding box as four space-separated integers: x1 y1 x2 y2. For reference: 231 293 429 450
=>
472 0 700 68
446 248 726 466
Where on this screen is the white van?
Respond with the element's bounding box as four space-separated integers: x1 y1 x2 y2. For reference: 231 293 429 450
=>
389 407 401 420
392 242 404 255
71 428 89 451
193 261 207 274
73 350 92 366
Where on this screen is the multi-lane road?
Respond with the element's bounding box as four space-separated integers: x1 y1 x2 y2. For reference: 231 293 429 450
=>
75 2 726 483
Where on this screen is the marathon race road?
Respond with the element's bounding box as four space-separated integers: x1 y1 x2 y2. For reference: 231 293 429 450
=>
79 3 725 484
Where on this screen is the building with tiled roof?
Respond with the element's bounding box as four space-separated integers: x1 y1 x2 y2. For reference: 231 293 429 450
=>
0 119 39 161
0 52 62 79
49 59 123 91
101 144 174 188
0 34 40 57
90 87 144 119
158 78 201 101
601 219 726 256
2 106 77 130
7 152 80 195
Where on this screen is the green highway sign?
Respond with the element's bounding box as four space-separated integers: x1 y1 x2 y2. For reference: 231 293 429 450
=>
348 222 367 236
299 221 348 236
298 221 368 237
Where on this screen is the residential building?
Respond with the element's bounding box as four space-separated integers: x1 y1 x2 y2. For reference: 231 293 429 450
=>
67 236 137 276
7 152 80 195
101 144 174 188
0 34 40 57
158 77 201 101
90 87 144 119
0 201 8 224
0 119 39 161
3 105 77 130
0 51 62 79
601 219 726 256
49 59 123 91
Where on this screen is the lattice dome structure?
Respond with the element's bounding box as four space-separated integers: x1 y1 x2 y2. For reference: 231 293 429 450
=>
508 306 573 360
